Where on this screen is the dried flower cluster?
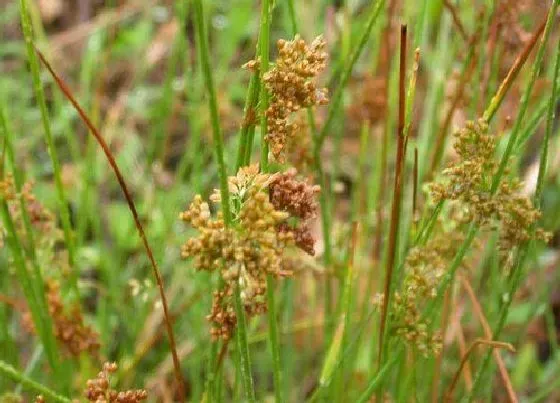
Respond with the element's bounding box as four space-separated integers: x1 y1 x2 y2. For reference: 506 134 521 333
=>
180 165 296 340
389 230 465 356
269 168 320 255
24 279 100 357
429 119 549 267
262 35 328 161
85 362 148 402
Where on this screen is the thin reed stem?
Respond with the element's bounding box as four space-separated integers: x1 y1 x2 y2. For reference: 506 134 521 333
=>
445 340 515 402
482 17 547 123
378 24 407 368
461 277 518 403
34 48 185 402
257 0 284 401
192 0 254 400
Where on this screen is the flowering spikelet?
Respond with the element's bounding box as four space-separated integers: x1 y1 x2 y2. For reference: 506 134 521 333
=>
390 229 465 356
429 118 549 267
85 362 148 402
261 35 328 161
180 165 295 340
269 168 320 255
23 279 100 357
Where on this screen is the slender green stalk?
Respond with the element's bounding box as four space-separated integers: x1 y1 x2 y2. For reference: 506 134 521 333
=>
0 360 71 403
258 1 283 400
259 0 270 170
18 0 78 297
193 0 254 401
192 0 231 223
236 72 261 170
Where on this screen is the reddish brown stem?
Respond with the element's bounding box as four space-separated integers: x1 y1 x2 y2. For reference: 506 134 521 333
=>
461 276 518 403
35 48 185 402
453 306 473 391
378 24 407 367
483 17 547 122
372 0 397 266
444 339 514 402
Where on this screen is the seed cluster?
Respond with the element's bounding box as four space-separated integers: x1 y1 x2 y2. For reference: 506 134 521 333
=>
85 362 148 402
23 279 100 357
429 119 549 267
269 168 320 255
390 230 465 356
262 35 328 161
180 165 295 340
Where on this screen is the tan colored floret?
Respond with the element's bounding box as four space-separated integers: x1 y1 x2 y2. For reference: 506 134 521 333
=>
261 35 329 161
84 362 148 402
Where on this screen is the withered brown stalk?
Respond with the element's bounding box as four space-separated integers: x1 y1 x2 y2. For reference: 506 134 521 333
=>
444 339 515 402
461 276 518 403
378 24 407 367
34 48 185 402
483 17 547 122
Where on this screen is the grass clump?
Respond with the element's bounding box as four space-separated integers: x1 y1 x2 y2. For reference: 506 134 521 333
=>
1 1 560 402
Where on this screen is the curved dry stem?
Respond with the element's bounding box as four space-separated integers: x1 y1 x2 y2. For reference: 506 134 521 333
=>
34 47 185 402
461 276 518 403
445 339 515 402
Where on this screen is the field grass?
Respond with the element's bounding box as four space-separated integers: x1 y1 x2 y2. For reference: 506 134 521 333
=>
1 0 560 402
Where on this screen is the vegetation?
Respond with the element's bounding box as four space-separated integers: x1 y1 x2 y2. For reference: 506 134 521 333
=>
1 0 560 401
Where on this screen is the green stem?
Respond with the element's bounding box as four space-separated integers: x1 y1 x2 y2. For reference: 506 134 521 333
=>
193 1 254 401
232 284 257 402
236 72 261 170
258 0 283 401
193 0 231 223
0 360 71 403
259 0 270 170
18 0 78 297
